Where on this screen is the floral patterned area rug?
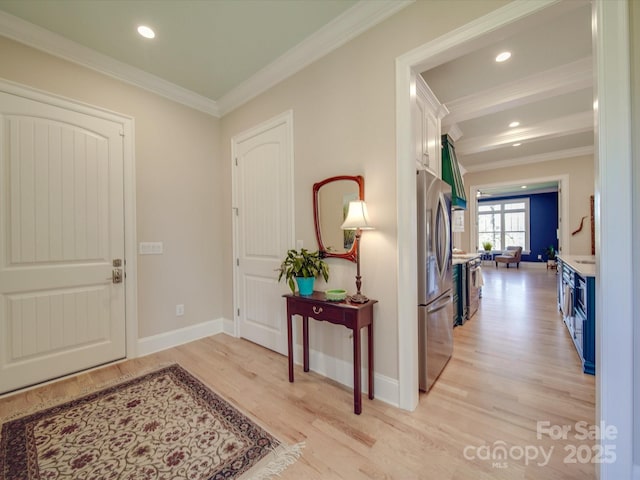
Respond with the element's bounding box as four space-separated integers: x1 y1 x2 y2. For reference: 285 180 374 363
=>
0 364 303 479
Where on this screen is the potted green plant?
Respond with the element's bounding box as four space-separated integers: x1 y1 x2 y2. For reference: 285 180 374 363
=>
544 245 557 269
482 241 493 252
278 248 329 295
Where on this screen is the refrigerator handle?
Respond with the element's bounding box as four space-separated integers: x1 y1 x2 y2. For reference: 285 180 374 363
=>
436 194 451 275
427 294 452 314
442 196 451 266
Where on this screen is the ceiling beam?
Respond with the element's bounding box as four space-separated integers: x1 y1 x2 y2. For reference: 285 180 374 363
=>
455 110 593 155
441 57 593 127
464 145 594 173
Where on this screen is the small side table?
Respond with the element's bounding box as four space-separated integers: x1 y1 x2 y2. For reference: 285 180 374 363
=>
283 292 377 414
480 251 494 266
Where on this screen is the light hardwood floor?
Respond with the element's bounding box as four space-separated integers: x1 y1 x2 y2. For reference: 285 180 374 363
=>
1 267 595 479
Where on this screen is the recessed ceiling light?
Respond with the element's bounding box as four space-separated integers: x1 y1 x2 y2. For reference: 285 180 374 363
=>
509 121 520 128
521 185 527 189
495 51 511 63
137 25 155 39
512 143 522 147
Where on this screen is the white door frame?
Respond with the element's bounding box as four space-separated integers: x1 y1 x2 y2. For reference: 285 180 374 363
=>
395 0 561 412
468 174 570 255
0 79 138 360
395 2 634 478
231 110 295 339
593 1 634 478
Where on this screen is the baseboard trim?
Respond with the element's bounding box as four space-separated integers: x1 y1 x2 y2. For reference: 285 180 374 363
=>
487 261 550 270
222 318 235 336
137 319 224 357
293 345 399 408
136 320 400 406
521 261 554 269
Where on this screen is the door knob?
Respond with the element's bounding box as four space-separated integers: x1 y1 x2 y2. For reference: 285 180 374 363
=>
111 268 123 284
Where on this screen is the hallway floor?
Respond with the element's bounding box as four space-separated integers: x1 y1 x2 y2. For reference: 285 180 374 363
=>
422 265 596 479
1 267 595 479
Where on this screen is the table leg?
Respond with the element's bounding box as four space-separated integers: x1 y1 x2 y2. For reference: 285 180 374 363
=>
303 316 309 372
368 322 374 400
287 313 294 382
353 326 362 415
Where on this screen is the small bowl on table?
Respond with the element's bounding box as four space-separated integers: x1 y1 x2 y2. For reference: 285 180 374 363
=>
325 289 347 302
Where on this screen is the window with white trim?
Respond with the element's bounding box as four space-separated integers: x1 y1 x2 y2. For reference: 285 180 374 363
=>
477 198 530 252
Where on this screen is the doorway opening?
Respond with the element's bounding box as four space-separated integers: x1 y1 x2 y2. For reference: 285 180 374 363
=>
469 176 567 260
395 2 634 477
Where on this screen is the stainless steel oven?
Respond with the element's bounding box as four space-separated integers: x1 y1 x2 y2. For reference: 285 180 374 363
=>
467 257 481 319
575 276 587 314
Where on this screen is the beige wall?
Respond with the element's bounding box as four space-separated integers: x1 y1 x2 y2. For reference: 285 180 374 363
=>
0 36 223 338
1 0 509 381
462 155 595 256
219 0 508 380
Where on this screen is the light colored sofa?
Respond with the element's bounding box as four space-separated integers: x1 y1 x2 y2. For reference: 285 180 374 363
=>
495 246 523 268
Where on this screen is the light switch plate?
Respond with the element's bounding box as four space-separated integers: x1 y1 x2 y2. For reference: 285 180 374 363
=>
139 242 163 255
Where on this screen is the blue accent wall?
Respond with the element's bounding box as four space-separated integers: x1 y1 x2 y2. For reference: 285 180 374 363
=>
479 192 558 263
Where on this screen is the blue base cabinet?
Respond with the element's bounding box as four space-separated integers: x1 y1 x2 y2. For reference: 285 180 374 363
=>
576 276 595 374
557 258 595 375
453 263 467 326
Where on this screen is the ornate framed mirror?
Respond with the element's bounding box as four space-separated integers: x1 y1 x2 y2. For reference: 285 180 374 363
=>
313 175 364 263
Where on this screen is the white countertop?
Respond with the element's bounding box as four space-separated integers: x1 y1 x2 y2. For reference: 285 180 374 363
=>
452 253 481 265
558 254 596 278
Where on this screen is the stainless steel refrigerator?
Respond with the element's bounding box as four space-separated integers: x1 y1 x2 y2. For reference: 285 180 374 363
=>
417 169 453 392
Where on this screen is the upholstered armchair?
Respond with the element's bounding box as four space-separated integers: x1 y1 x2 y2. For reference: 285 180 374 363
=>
495 246 523 268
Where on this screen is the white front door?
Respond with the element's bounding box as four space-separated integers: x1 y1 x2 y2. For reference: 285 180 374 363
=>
232 112 294 355
0 90 127 393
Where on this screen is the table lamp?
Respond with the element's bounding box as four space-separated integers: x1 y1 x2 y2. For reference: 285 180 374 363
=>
341 200 374 303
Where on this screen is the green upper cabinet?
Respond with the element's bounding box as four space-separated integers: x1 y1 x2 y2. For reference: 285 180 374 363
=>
441 134 467 210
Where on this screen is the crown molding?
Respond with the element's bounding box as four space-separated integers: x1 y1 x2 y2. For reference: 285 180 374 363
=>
464 145 594 173
417 73 449 119
442 57 593 127
455 110 593 155
0 10 219 117
0 1 413 118
444 123 464 142
216 0 414 115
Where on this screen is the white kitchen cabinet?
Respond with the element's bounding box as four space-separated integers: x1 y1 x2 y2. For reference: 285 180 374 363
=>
413 74 449 177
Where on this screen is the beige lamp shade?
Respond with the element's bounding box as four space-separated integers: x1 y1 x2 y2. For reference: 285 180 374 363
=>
341 201 374 230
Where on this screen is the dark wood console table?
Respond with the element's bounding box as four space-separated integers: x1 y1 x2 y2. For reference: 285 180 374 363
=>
283 291 377 414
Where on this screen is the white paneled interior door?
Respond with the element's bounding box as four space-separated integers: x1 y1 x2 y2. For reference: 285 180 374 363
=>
232 112 293 355
0 90 127 393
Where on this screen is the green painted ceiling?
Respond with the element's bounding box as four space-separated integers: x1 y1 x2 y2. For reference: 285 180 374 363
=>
0 0 358 100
